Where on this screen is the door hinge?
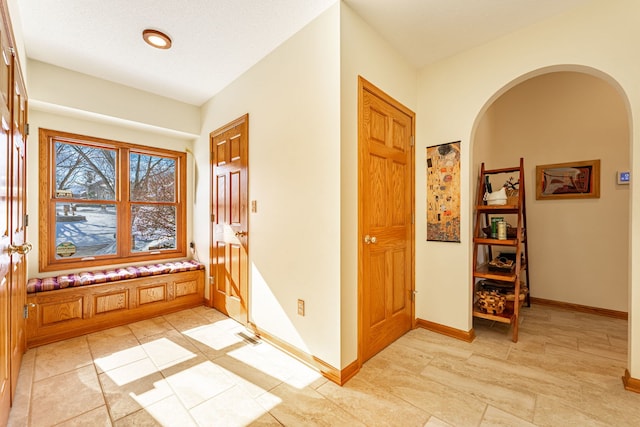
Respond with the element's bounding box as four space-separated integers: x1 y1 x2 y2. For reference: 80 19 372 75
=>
410 135 415 147
24 213 28 227
411 290 417 302
25 123 29 136
23 304 28 319
211 214 215 222
209 276 215 285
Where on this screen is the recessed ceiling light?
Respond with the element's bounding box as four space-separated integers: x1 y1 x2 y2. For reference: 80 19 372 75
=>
142 29 172 49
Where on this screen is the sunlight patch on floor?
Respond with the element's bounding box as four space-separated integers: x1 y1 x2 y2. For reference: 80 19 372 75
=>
185 322 245 350
141 337 198 369
227 342 322 389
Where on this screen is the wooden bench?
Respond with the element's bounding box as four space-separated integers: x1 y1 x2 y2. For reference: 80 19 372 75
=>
25 261 205 348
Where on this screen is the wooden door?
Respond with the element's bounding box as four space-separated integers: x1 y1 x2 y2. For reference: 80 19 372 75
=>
210 115 249 324
9 66 27 397
358 77 415 362
0 22 12 421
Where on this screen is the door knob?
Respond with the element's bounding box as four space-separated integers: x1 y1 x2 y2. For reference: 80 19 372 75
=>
7 242 32 255
235 231 247 237
364 235 377 244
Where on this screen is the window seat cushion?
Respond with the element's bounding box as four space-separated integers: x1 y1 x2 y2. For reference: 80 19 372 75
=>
27 260 204 294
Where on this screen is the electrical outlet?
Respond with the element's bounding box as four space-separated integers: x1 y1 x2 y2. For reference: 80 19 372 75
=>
297 299 305 316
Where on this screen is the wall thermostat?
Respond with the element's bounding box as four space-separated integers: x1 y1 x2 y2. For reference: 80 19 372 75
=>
617 171 630 185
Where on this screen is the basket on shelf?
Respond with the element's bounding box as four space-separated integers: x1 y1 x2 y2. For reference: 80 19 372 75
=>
487 256 515 273
475 290 506 314
505 188 519 205
478 279 528 302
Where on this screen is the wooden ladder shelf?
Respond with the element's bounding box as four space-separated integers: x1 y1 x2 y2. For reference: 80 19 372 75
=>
472 158 531 342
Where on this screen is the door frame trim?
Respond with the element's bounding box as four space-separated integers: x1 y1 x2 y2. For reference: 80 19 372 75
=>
357 76 416 366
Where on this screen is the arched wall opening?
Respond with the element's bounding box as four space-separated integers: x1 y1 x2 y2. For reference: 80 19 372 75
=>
472 67 631 314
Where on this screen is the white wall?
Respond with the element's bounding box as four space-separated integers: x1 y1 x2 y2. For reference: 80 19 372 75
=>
194 4 343 367
27 61 200 138
339 2 417 367
415 0 640 376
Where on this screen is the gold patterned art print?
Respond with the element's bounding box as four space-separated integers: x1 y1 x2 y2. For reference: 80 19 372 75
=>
426 141 461 242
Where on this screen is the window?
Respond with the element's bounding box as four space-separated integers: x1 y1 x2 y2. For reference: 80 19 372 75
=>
39 129 186 271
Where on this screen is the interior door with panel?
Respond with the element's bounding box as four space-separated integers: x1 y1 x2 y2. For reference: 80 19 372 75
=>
210 115 249 325
359 77 415 362
9 66 28 396
0 22 12 420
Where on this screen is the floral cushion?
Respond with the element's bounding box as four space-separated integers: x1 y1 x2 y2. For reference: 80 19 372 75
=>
27 260 204 294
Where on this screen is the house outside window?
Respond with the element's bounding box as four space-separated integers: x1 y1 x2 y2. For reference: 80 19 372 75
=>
39 128 186 271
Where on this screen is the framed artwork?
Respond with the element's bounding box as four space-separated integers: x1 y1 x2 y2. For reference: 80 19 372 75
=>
536 159 600 199
426 141 461 242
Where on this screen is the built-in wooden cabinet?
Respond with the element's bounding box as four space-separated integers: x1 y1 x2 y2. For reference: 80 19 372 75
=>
0 0 29 424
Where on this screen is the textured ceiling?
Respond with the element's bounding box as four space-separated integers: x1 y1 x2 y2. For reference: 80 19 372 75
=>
15 0 593 106
345 0 593 68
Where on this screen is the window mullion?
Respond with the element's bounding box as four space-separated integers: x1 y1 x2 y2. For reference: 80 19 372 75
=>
120 147 131 257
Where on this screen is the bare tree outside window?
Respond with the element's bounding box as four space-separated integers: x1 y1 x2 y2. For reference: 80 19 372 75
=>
130 153 177 252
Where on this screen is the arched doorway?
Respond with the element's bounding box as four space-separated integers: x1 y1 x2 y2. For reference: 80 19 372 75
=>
472 68 630 322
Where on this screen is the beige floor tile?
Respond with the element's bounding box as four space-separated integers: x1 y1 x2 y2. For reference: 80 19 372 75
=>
113 409 163 427
162 308 214 332
113 395 198 427
88 325 144 374
608 334 628 349
464 353 581 402
55 405 112 427
7 349 35 427
99 367 173 421
190 384 273 427
507 342 624 388
369 337 435 372
92 342 148 375
33 336 93 381
224 340 320 389
577 380 640 425
400 329 475 360
128 316 175 340
424 417 453 427
532 394 611 427
164 357 237 409
183 321 248 359
190 305 231 323
100 357 160 387
256 382 366 427
29 365 105 426
480 405 536 427
316 375 430 427
139 329 202 370
358 363 486 427
577 338 627 362
420 357 536 421
213 354 284 398
246 412 284 426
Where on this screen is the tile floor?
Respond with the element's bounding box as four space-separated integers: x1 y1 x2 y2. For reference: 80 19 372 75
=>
7 304 640 426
